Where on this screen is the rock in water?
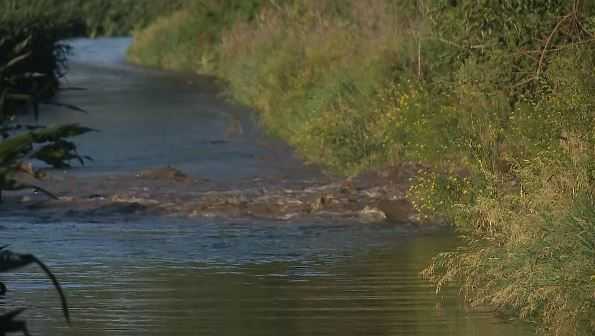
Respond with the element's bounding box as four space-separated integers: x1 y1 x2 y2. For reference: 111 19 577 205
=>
376 199 417 224
359 206 387 223
137 166 190 182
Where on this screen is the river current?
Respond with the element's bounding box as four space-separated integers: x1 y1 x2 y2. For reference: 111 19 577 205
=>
0 38 533 336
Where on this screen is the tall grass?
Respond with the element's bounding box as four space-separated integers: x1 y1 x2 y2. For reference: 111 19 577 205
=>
128 0 270 71
217 0 425 174
130 1 595 334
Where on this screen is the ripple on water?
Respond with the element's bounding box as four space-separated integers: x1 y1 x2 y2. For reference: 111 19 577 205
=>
0 216 533 336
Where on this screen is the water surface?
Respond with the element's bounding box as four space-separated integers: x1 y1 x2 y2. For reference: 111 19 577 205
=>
1 38 534 336
1 217 531 336
34 37 319 182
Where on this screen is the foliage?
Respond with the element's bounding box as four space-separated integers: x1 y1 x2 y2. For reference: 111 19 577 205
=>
0 20 71 103
414 2 595 335
128 0 274 71
0 7 87 334
0 245 70 334
0 8 93 200
1 0 184 37
0 123 93 199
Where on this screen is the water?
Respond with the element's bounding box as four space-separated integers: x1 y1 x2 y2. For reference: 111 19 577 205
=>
35 37 320 182
0 38 534 336
1 217 530 336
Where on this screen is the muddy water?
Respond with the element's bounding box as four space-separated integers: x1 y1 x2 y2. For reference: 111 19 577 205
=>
0 39 533 335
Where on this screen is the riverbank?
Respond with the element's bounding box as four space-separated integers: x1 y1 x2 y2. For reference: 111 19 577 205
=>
128 1 595 334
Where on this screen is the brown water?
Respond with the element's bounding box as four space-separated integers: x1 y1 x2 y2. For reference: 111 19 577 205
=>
0 38 534 336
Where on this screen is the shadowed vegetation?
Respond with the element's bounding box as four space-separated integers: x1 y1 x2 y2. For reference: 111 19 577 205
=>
128 0 271 71
0 245 71 334
0 4 91 334
1 0 185 38
1 2 94 200
129 0 595 334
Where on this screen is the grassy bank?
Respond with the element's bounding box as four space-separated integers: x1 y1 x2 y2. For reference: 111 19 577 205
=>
129 1 595 334
128 0 269 71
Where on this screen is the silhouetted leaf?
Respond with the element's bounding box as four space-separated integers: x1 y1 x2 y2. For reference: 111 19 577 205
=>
42 101 87 113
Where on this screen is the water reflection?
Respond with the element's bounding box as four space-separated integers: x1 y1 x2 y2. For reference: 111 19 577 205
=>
1 218 531 336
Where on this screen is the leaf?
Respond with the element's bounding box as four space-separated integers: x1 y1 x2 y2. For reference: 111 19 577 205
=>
41 101 87 113
0 36 9 49
0 124 44 132
0 178 58 200
32 139 87 168
11 34 31 55
0 51 32 74
30 124 96 143
0 124 94 168
10 72 46 80
5 93 32 102
0 132 35 166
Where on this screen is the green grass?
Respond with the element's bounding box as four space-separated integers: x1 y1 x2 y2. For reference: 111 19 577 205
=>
128 0 271 72
64 0 185 37
126 0 595 334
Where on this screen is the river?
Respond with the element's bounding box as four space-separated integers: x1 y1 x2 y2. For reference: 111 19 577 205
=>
0 38 533 336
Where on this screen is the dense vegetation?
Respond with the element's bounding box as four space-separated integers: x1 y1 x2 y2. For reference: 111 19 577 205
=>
1 0 183 37
58 0 185 37
129 0 595 334
0 2 93 199
128 0 269 71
